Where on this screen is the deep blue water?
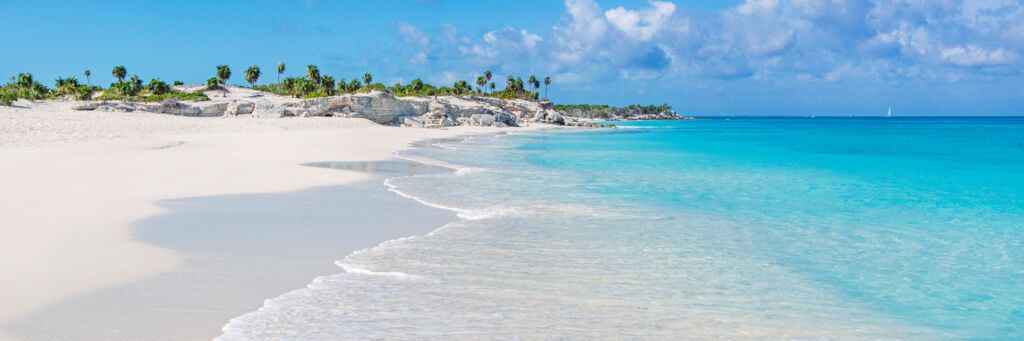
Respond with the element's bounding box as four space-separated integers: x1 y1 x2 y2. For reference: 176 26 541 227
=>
222 117 1024 340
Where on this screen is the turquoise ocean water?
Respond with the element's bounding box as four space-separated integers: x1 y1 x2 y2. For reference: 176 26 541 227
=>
220 117 1024 340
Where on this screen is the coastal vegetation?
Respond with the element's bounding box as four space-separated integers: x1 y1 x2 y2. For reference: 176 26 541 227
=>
0 68 210 105
99 73 209 102
1 64 551 107
112 66 126 82
216 65 231 97
554 104 674 119
245 66 261 88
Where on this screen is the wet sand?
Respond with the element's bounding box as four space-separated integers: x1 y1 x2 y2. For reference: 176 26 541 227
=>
5 161 457 341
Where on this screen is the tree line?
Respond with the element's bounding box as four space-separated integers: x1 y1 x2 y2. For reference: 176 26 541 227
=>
553 104 673 119
2 63 554 106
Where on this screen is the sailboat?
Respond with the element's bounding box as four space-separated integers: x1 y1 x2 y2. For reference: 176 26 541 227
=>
887 106 893 118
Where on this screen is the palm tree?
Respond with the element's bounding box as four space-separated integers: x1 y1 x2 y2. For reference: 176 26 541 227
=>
16 73 34 88
55 77 81 97
84 70 91 86
489 82 495 93
282 77 296 96
245 66 261 88
277 62 285 83
306 65 320 84
55 77 72 96
506 75 514 93
363 73 372 86
112 66 126 82
453 80 470 95
476 76 486 94
298 79 315 97
528 75 537 96
216 65 231 97
544 76 551 99
529 76 540 98
321 75 335 94
348 79 361 93
484 70 492 84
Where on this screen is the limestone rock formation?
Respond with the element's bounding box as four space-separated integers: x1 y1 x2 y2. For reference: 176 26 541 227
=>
70 90 612 128
225 101 255 116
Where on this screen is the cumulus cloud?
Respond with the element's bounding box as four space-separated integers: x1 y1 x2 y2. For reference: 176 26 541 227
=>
604 1 675 41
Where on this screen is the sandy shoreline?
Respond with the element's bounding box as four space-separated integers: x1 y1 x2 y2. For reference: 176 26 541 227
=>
0 98 553 340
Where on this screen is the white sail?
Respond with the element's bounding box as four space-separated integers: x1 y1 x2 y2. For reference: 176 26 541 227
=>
887 106 893 118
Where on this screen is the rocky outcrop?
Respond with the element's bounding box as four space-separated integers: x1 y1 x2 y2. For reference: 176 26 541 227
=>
264 92 533 127
225 101 255 116
72 91 613 128
73 101 137 112
73 100 212 116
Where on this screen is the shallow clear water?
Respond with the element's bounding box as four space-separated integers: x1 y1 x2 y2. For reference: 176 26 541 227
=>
220 117 1024 340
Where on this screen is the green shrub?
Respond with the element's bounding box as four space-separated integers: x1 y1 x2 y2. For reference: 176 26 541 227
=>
75 86 97 100
140 90 209 102
206 77 220 90
108 75 143 96
251 84 277 93
54 77 81 96
357 83 388 93
302 91 330 99
145 79 171 95
2 73 52 101
172 81 183 86
0 89 15 105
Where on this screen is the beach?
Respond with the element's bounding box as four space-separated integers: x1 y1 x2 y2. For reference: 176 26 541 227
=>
3 99 1023 339
0 97 541 340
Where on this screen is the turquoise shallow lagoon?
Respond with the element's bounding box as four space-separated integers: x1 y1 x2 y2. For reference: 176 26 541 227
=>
221 117 1024 339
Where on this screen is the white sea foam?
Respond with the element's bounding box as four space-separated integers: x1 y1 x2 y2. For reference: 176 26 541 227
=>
383 178 523 220
432 142 458 150
393 150 490 176
336 263 426 280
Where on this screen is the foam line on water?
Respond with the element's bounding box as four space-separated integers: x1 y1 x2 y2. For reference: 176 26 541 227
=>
383 178 520 220
393 150 490 176
336 263 426 280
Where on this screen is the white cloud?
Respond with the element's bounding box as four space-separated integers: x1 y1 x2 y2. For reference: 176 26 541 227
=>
397 22 430 47
941 45 1016 66
521 29 542 48
564 0 609 42
718 0 793 56
604 1 675 41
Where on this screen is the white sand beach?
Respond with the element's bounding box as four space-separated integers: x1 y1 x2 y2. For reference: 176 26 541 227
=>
0 92 546 340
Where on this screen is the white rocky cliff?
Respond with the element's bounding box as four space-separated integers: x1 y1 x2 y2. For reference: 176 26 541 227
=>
72 87 599 128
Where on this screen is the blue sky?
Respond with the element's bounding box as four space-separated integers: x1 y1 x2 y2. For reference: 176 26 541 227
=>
1 0 1022 116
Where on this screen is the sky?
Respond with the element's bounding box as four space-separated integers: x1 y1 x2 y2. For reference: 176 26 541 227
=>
1 0 1023 116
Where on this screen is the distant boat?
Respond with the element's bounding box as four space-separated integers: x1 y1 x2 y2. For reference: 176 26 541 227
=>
887 106 894 118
